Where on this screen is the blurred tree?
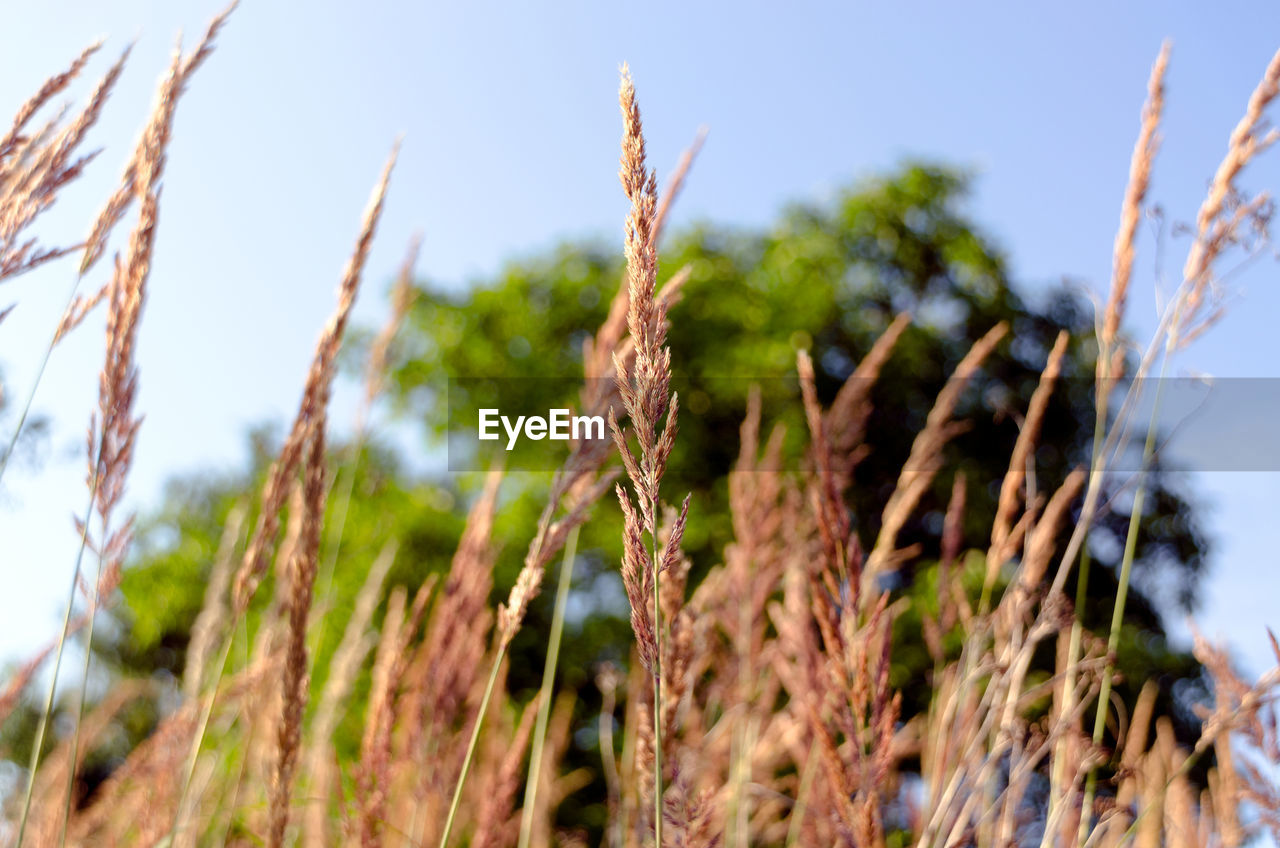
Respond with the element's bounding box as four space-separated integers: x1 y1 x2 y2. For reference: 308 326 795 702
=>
19 162 1210 820
385 162 1209 763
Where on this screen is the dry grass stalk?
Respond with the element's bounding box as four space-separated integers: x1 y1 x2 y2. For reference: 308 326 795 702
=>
443 291 623 846
519 693 586 848
184 502 249 699
996 468 1086 646
0 608 93 727
53 277 110 345
610 64 675 661
265 403 328 848
363 234 422 414
413 468 502 724
652 126 707 244
71 658 272 845
865 321 1008 590
826 311 912 469
25 681 152 843
82 3 234 603
309 232 422 644
169 135 394 848
470 695 541 848
382 468 506 844
496 467 617 650
12 33 1280 848
1100 42 1168 367
0 42 131 284
586 124 705 389
232 144 398 616
797 348 858 615
607 64 692 846
80 4 236 276
357 580 435 847
1182 46 1280 303
16 18 234 843
88 7 232 549
303 540 400 845
988 330 1070 577
71 701 201 843
0 43 100 156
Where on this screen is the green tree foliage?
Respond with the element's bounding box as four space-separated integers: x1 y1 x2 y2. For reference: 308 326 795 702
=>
88 163 1210 818
390 162 1205 717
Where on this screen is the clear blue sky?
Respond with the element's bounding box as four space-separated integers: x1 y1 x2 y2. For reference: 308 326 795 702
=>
1 2 1278 674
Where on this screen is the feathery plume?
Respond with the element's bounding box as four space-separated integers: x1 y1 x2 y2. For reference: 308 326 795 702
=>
988 330 1070 575
363 233 421 413
608 63 688 847
1100 43 1167 369
303 542 403 845
1175 45 1280 345
0 42 100 158
866 322 1007 589
266 403 328 848
232 144 398 615
80 4 236 275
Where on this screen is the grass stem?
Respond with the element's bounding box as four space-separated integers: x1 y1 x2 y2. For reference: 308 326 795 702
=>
785 739 818 848
438 643 506 848
16 474 98 848
170 623 237 846
650 510 663 848
1079 353 1171 840
0 270 86 490
59 546 105 848
516 525 579 848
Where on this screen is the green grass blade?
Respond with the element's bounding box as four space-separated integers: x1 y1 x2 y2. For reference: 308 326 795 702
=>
516 525 579 848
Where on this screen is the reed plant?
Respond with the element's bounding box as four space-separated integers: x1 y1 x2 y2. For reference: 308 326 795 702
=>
1 13 1279 848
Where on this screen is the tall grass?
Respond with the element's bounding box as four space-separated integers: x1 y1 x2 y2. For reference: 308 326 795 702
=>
1 13 1279 848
